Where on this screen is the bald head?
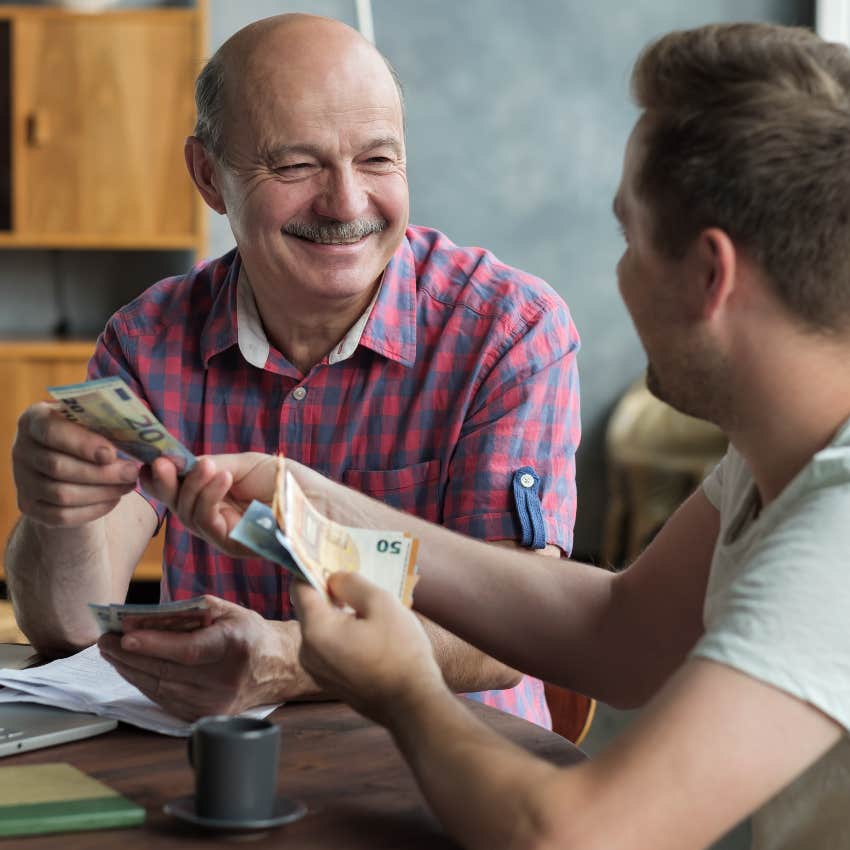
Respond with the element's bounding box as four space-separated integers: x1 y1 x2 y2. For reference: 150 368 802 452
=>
194 14 405 161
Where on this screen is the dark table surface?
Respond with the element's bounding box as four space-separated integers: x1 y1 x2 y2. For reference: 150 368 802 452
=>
6 697 585 849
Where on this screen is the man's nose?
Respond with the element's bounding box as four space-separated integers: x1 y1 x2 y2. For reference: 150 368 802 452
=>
314 166 369 222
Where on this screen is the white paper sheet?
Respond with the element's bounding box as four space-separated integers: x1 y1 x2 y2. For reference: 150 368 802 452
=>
0 645 279 736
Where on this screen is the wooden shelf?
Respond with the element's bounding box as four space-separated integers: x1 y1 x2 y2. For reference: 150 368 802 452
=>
0 233 203 250
0 342 164 586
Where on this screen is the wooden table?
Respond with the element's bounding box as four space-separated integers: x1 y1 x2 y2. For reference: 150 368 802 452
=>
9 699 585 848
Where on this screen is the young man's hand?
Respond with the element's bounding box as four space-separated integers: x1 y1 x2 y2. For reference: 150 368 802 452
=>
293 572 448 728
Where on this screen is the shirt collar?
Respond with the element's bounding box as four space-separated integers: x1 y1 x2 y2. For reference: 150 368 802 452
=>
199 249 241 367
199 239 418 369
236 264 270 368
358 232 417 367
326 279 382 365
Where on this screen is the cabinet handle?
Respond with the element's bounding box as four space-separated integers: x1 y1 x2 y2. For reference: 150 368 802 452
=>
25 111 51 147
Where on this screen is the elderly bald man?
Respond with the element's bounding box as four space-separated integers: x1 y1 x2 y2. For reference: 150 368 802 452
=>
6 14 580 724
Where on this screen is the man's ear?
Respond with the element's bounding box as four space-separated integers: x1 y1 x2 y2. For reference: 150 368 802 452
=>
694 227 737 320
184 136 227 215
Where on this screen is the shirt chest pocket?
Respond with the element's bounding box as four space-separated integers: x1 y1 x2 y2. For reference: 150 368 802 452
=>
342 459 442 524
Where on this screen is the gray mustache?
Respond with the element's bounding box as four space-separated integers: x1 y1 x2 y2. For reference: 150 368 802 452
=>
283 219 387 244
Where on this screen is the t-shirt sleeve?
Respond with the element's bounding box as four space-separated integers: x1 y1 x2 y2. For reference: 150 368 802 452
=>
440 295 580 554
87 316 167 528
691 484 850 732
701 453 726 510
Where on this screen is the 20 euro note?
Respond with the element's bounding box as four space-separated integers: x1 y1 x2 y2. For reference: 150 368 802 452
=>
230 462 420 607
47 377 196 474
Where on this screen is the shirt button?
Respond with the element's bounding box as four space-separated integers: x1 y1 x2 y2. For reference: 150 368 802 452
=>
292 387 307 401
520 473 535 489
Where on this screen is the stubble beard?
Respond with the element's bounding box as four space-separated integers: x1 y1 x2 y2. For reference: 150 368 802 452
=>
644 345 733 431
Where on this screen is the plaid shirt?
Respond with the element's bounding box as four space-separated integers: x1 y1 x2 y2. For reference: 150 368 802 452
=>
90 225 581 727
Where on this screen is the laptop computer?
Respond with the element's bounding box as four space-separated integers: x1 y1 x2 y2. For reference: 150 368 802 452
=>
0 645 117 757
0 703 117 757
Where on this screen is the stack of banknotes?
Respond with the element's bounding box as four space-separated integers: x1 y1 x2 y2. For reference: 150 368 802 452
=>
89 597 213 635
230 459 420 606
48 377 420 629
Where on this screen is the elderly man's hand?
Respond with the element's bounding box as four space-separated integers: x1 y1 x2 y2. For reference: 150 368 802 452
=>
143 453 278 557
97 595 310 720
293 572 447 727
12 402 140 527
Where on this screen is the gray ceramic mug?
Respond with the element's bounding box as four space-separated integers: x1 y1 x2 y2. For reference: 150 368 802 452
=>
188 715 281 822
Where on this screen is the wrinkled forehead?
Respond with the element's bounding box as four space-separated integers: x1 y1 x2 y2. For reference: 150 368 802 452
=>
224 38 404 150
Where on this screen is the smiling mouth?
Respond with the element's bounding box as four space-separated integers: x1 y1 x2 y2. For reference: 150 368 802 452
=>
288 233 367 245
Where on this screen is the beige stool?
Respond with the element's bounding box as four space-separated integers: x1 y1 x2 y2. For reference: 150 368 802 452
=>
0 600 27 644
602 378 727 567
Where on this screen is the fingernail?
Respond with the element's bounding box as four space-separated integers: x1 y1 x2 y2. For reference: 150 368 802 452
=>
95 447 113 464
122 636 140 650
121 464 139 483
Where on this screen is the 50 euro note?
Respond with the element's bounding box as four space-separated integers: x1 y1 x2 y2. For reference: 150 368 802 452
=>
230 460 419 607
47 377 196 474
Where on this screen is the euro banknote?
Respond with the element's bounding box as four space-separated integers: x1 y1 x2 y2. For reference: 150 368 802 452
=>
228 500 311 585
48 377 196 474
89 597 212 634
231 459 419 606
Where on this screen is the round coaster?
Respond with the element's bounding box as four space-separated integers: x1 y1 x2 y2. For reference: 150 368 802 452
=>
164 794 307 831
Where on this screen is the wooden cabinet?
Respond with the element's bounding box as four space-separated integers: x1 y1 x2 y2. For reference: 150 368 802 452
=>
0 4 210 585
0 341 164 583
0 4 207 250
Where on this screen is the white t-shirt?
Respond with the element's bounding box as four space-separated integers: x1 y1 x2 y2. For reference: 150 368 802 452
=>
692 418 850 850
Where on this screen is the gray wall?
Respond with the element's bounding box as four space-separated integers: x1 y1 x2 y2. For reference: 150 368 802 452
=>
0 0 813 557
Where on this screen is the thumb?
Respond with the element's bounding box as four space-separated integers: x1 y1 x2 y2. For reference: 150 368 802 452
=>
143 457 179 505
201 594 239 620
326 571 385 617
213 452 278 502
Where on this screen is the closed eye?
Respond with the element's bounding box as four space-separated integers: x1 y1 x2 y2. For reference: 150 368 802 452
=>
362 156 398 171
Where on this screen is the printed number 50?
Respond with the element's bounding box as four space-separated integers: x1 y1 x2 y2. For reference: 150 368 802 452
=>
376 539 402 555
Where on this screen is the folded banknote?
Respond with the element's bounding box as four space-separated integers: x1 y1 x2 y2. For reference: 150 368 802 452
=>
231 459 419 606
89 597 212 634
48 377 196 474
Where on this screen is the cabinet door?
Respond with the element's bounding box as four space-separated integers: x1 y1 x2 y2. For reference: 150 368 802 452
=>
12 13 198 247
0 342 162 584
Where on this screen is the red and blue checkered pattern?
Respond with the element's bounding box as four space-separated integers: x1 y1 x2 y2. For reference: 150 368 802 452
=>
89 225 581 727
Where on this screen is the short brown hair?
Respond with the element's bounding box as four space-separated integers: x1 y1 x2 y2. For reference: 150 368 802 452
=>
631 23 850 331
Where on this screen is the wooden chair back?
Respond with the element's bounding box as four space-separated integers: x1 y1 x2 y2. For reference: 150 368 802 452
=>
544 682 595 745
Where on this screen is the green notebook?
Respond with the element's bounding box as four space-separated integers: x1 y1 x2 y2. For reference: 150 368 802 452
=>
0 763 145 837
